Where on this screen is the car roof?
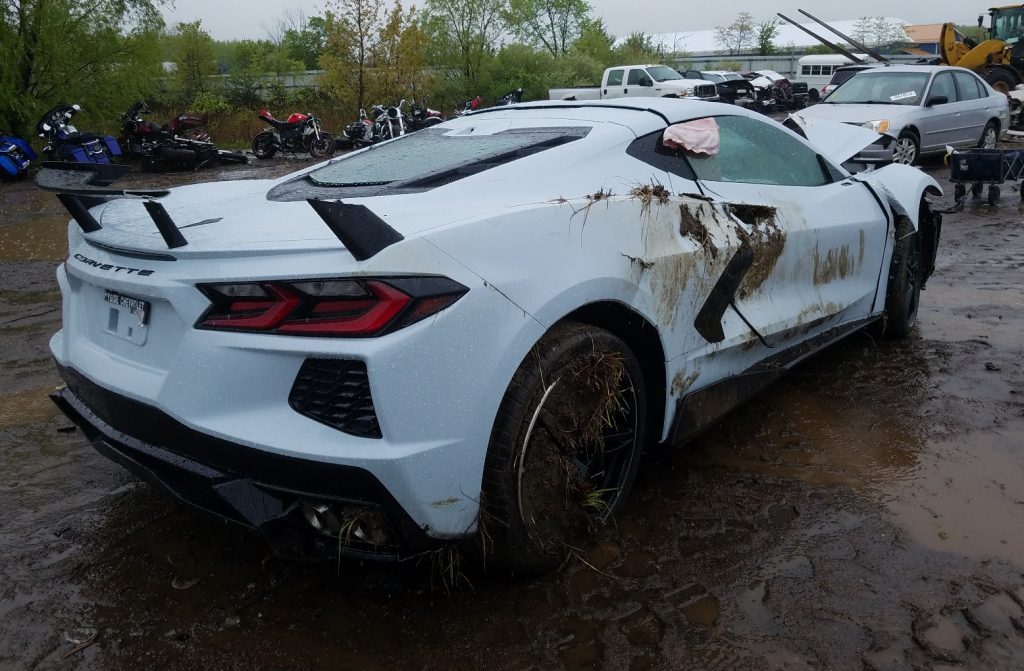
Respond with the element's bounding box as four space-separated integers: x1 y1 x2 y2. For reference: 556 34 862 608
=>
469 98 765 135
858 64 954 75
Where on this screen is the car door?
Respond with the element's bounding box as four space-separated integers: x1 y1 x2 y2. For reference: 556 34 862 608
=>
625 68 655 98
674 114 889 346
604 68 625 98
918 71 959 151
952 70 988 145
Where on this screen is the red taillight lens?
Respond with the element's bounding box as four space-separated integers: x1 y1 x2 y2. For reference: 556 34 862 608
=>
195 277 467 337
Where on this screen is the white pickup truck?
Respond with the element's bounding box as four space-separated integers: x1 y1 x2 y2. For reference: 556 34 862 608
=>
549 64 719 102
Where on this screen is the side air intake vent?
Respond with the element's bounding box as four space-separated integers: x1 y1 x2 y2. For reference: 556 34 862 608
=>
289 359 382 439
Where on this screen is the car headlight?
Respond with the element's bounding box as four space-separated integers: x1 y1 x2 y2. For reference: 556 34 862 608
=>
862 119 891 133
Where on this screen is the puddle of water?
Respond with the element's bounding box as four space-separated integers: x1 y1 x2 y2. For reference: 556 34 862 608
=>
0 214 69 262
680 595 720 627
884 427 1024 563
0 387 60 429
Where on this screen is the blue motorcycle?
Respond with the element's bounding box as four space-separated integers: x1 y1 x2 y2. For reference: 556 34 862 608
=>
0 131 36 179
36 103 121 164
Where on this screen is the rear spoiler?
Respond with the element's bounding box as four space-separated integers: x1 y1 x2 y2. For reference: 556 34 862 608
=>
38 162 404 258
36 162 187 249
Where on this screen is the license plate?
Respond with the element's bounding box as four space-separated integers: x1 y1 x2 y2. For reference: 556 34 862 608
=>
104 290 150 326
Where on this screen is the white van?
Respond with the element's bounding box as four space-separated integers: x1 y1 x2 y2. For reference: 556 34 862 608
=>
796 54 873 101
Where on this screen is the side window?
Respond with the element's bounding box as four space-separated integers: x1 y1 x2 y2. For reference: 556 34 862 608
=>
606 69 624 87
928 72 956 103
628 69 651 86
953 71 982 101
686 116 830 187
801 65 812 76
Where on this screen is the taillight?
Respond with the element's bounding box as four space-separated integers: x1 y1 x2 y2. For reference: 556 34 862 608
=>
195 276 467 337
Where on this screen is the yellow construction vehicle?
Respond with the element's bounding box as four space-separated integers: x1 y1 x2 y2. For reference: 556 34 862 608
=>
940 5 1024 93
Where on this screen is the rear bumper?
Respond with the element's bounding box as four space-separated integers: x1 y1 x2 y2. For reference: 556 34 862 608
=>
52 365 439 560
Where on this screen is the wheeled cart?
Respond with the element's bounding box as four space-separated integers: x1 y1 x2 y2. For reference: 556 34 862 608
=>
949 148 1024 207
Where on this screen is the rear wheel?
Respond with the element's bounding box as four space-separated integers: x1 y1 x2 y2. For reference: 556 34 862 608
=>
479 322 646 574
979 120 1000 149
251 132 277 159
982 67 1019 96
892 130 919 165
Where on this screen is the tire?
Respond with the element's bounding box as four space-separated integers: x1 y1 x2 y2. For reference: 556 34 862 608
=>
979 120 1000 149
988 184 1001 206
972 182 985 198
479 322 647 574
892 129 920 165
216 150 249 165
982 67 1019 96
251 132 277 160
308 133 335 159
882 216 923 339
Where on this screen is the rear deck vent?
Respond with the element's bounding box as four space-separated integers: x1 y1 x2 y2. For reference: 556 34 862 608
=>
289 359 382 439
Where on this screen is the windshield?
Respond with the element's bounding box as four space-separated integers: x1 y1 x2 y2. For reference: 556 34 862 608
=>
308 127 589 186
824 72 931 105
722 73 744 81
703 74 724 83
992 8 1024 42
647 66 683 82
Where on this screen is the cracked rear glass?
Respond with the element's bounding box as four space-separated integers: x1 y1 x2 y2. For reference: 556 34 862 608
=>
308 127 589 186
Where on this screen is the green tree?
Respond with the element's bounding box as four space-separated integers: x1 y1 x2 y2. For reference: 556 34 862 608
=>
852 16 908 50
612 33 663 64
503 0 592 57
321 0 385 112
0 0 167 133
422 0 508 90
756 18 779 56
571 17 614 66
283 16 330 70
370 1 428 104
714 11 755 55
169 21 219 106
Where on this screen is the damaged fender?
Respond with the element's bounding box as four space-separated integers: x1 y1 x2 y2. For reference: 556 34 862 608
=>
857 163 942 232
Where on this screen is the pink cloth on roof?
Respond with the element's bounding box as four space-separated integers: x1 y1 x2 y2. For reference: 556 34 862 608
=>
662 118 720 155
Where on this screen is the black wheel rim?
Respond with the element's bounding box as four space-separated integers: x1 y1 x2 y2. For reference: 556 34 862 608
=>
517 360 639 533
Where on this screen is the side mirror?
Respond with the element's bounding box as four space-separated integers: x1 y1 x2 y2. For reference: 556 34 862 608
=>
926 95 949 107
978 14 984 27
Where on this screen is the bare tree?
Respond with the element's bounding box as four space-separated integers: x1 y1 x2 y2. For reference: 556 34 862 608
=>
715 11 756 56
262 8 309 45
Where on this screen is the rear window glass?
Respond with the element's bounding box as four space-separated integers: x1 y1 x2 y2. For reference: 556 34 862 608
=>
308 127 590 187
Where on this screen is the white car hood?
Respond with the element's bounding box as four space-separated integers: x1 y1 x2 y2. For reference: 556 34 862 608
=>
787 115 886 165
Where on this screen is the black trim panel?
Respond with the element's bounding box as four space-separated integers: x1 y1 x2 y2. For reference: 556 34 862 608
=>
52 365 436 556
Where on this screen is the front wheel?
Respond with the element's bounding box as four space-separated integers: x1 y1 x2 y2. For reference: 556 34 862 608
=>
983 67 1019 96
308 133 335 158
892 130 919 165
882 216 922 339
479 322 646 574
251 132 277 159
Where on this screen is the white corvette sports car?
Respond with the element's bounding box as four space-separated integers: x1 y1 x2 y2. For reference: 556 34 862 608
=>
44 99 941 572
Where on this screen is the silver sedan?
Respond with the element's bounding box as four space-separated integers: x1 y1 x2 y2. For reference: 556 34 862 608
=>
793 65 1011 165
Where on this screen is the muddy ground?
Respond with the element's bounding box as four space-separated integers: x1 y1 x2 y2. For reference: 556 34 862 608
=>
1 150 1023 671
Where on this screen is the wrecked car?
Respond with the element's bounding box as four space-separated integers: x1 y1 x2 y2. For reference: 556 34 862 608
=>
43 99 941 573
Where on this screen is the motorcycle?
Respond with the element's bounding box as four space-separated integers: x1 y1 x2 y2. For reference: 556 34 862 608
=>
252 109 335 160
119 102 247 171
404 99 445 132
36 103 121 164
0 131 37 179
342 99 444 148
454 88 522 117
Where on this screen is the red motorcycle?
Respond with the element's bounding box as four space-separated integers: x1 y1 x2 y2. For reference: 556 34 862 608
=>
252 109 335 159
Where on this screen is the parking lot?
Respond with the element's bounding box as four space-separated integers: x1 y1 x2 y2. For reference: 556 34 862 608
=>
1 152 1023 670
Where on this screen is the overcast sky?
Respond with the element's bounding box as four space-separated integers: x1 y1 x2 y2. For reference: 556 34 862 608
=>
162 0 981 41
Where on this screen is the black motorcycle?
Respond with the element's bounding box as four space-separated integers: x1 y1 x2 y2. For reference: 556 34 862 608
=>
252 109 335 159
454 89 522 117
342 99 444 148
404 99 444 132
119 102 247 170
